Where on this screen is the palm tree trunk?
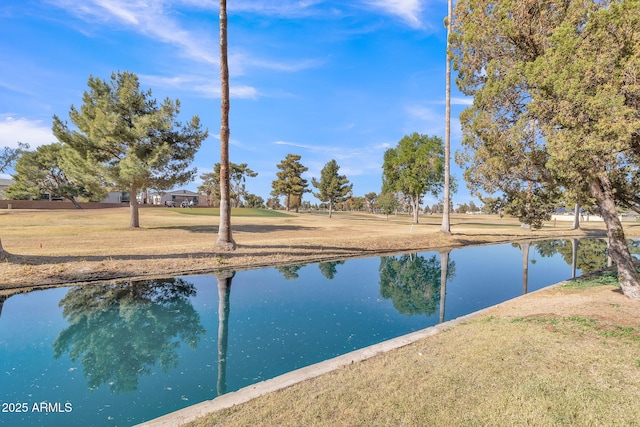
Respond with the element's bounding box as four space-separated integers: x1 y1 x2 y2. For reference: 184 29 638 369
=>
216 0 236 250
440 0 453 234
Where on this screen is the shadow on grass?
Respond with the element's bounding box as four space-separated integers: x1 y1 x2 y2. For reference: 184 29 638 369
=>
2 241 366 269
152 224 316 234
451 228 608 247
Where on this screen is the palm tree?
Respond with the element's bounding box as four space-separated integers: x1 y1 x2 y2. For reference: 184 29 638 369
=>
440 0 453 234
216 0 236 250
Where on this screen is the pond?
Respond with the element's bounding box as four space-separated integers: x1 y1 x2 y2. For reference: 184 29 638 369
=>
0 238 634 426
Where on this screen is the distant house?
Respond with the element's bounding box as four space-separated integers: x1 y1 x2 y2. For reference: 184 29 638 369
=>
101 191 130 204
0 178 13 200
149 189 207 207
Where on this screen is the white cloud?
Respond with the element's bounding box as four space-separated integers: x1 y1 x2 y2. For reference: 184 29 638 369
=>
48 0 218 64
274 140 317 150
139 74 258 99
0 116 55 148
363 0 424 28
451 97 474 106
229 1 325 17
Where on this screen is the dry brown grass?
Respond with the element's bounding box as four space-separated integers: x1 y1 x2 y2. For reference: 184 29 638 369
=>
0 207 626 289
3 207 640 426
188 284 640 427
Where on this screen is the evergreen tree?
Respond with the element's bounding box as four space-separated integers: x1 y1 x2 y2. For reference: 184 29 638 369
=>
271 154 309 212
311 159 352 218
451 0 640 299
53 71 207 228
6 143 101 208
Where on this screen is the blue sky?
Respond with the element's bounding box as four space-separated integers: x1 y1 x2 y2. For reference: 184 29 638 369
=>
0 0 474 207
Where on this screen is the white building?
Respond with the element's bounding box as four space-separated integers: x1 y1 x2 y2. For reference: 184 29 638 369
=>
149 189 207 207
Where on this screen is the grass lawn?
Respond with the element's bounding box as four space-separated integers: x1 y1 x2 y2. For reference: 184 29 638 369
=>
186 277 640 427
160 207 294 217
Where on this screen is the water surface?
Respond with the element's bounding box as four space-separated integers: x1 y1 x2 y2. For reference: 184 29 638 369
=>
0 238 628 426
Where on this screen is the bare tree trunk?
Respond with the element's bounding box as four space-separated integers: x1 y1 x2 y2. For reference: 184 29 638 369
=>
572 203 580 230
329 201 333 218
216 0 236 251
129 184 140 228
68 196 83 210
440 0 452 234
412 196 420 224
0 238 8 261
590 177 640 299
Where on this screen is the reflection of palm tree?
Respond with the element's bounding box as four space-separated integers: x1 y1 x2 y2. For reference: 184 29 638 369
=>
214 271 234 396
318 261 345 280
53 278 205 393
379 253 455 317
0 295 7 319
439 251 450 323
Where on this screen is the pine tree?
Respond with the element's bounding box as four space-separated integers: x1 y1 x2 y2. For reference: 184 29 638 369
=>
271 154 309 212
311 159 352 218
53 71 206 228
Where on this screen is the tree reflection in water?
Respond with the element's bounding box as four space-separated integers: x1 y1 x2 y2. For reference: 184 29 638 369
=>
276 265 304 280
318 260 345 280
53 278 205 393
215 271 233 396
532 238 610 276
379 253 456 317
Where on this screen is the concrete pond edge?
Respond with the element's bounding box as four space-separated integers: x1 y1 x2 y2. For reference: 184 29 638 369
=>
135 280 568 427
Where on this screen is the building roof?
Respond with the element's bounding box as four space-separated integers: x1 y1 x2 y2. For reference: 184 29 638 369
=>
0 178 14 187
164 189 202 196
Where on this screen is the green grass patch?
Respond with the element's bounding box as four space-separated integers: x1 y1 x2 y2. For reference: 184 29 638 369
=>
157 208 293 218
562 270 620 289
513 316 640 342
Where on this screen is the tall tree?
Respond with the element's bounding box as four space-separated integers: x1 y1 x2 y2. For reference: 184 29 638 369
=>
217 0 236 250
364 192 378 213
440 0 453 234
382 133 445 224
0 143 28 261
229 163 257 207
199 162 257 207
376 192 400 221
53 71 206 228
197 165 221 207
6 143 102 208
271 154 309 212
452 0 640 299
311 159 352 218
